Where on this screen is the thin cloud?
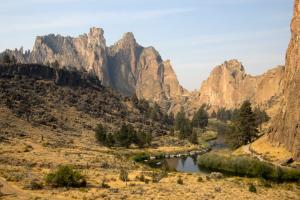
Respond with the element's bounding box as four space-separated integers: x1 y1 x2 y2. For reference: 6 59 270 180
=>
1 8 195 33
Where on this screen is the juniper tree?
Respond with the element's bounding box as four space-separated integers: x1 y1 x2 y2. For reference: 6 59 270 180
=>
192 105 209 128
235 100 258 145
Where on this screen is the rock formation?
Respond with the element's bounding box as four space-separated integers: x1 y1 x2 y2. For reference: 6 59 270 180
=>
190 59 285 115
268 0 300 161
29 27 111 86
2 28 184 112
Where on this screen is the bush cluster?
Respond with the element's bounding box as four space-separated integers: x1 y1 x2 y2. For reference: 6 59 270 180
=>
45 165 86 188
198 153 300 182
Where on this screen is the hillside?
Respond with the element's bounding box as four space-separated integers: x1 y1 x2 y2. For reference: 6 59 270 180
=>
0 65 298 200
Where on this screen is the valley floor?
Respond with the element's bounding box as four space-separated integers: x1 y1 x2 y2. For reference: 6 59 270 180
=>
0 107 299 200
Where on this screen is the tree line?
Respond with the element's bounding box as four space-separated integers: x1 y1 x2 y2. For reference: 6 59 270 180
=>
173 101 270 147
95 123 152 148
131 94 174 126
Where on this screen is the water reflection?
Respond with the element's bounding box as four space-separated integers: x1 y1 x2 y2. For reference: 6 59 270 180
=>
165 156 201 173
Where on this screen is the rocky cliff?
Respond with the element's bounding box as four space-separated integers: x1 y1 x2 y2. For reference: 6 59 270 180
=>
189 60 285 115
3 28 184 112
268 0 300 161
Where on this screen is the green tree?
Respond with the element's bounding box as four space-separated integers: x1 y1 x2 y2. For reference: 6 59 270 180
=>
210 111 217 118
174 108 192 139
235 100 258 145
149 103 161 121
168 112 175 125
135 131 147 148
254 107 270 131
11 55 17 64
192 105 209 128
95 124 107 145
189 130 198 144
106 133 115 147
45 165 86 188
115 124 135 148
2 53 11 64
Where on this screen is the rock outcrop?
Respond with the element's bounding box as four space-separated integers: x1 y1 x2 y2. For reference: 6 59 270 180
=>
2 28 184 112
189 59 285 115
268 0 300 161
29 27 111 86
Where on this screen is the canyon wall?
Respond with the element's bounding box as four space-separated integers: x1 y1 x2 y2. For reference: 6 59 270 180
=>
268 0 300 161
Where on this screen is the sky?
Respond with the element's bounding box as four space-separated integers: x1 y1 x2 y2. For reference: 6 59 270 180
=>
0 0 294 90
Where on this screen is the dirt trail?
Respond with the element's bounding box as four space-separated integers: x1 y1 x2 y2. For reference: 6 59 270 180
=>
242 144 264 162
0 177 30 199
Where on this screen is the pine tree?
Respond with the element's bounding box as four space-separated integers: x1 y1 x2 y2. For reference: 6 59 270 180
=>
106 133 115 147
95 124 107 145
236 101 258 145
254 107 270 131
2 53 11 64
189 130 198 144
174 108 192 139
115 124 135 148
210 111 217 118
192 105 209 128
168 112 175 125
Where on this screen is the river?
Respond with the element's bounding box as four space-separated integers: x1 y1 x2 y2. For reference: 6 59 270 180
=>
164 134 228 173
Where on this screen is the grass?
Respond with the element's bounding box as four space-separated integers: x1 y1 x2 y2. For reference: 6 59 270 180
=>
198 153 300 182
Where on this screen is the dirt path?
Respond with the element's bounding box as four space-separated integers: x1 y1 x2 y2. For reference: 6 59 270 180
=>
0 177 30 199
242 144 264 162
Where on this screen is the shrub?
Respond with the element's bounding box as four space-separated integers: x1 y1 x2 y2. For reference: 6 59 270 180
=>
248 183 257 193
95 124 107 145
132 153 150 163
100 180 110 189
28 179 43 190
197 176 204 182
198 153 300 182
45 165 86 187
119 168 129 182
177 177 183 185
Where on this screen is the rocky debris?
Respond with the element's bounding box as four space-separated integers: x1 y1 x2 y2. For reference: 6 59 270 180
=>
268 0 300 161
214 186 222 192
280 158 294 166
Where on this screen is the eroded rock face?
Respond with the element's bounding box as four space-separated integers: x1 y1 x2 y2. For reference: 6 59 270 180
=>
29 27 111 86
2 28 184 111
190 60 284 114
269 0 300 161
108 32 143 95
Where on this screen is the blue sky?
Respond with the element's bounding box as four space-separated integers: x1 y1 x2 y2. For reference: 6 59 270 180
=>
0 0 293 90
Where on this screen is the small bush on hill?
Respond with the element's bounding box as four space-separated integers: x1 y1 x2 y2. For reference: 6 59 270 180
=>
248 183 257 193
45 165 86 188
177 177 183 185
